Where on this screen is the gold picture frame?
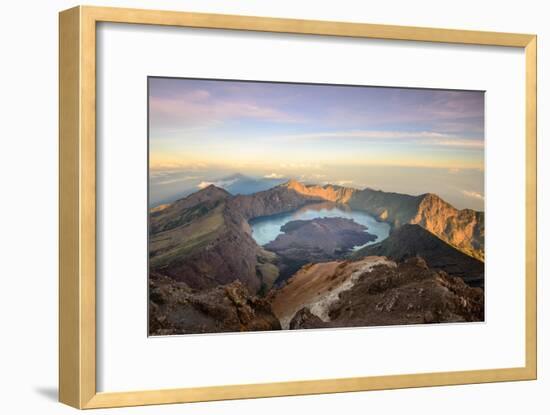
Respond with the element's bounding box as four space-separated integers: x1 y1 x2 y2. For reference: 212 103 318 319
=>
59 5 537 409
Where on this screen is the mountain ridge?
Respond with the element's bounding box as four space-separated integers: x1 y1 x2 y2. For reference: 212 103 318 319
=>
149 184 278 293
149 179 484 297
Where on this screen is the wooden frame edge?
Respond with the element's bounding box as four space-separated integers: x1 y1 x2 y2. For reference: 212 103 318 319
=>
59 5 97 408
59 5 537 410
59 5 81 409
524 35 537 380
81 367 534 409
84 5 535 46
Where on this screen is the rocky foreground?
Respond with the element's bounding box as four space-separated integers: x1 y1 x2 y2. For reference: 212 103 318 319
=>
150 255 484 335
282 257 484 330
149 273 281 335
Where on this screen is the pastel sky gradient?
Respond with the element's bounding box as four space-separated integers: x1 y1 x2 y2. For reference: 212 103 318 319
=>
148 77 485 210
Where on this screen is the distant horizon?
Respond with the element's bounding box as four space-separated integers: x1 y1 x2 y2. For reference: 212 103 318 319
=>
149 170 485 212
149 77 485 210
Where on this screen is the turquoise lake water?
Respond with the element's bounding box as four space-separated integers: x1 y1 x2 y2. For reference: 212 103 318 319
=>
249 202 390 250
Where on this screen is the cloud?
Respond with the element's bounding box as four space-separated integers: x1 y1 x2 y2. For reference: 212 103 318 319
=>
279 162 323 170
149 161 209 171
264 173 285 179
300 173 327 180
155 176 200 185
276 130 448 141
430 139 484 149
323 90 484 132
272 130 483 149
150 92 305 129
197 181 214 189
334 180 354 186
186 89 211 100
461 190 484 200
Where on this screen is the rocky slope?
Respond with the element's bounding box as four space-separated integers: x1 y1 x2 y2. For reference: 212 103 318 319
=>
150 185 231 234
273 257 484 330
270 257 394 328
352 224 484 287
410 193 484 260
348 187 420 226
349 189 484 260
149 273 281 335
265 217 377 281
149 185 278 293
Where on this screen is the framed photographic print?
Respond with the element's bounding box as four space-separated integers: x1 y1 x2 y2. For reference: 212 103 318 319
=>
59 6 537 409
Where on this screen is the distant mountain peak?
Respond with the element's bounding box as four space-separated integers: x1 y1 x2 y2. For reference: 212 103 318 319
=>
197 183 230 194
174 184 231 206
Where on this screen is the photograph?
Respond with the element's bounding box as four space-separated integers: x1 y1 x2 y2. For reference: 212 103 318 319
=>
148 77 485 336
1 1 541 412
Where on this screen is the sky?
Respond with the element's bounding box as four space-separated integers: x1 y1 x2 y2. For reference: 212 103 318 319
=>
148 77 485 210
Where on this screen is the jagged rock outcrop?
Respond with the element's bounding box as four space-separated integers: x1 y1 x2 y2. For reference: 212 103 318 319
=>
353 224 484 287
348 189 484 260
149 273 281 335
410 194 484 260
289 308 326 330
285 257 484 330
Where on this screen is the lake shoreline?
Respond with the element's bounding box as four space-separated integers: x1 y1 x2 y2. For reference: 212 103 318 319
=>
250 202 391 248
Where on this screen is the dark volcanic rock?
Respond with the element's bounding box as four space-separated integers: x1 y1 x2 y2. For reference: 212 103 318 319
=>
353 224 484 287
265 217 376 281
289 257 484 330
289 308 326 330
149 273 281 335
